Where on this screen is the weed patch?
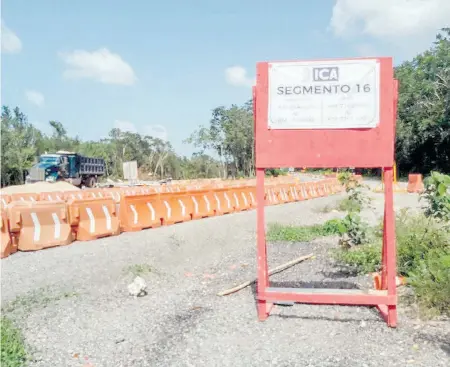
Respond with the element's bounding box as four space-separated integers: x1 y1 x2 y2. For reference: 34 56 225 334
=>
1 288 79 314
1 317 27 367
124 263 153 276
333 244 381 274
267 220 341 242
337 198 362 212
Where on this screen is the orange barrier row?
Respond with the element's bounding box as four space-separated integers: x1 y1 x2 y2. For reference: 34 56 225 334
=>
0 178 343 257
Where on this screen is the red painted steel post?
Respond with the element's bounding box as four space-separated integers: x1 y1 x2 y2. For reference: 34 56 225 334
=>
384 167 397 327
256 167 271 320
381 178 388 290
382 79 398 291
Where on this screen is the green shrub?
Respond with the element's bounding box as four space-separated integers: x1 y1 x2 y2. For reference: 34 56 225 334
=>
338 212 371 249
333 211 449 316
322 219 345 235
408 249 450 316
1 317 27 367
335 212 449 273
337 171 353 187
421 171 450 221
396 211 449 275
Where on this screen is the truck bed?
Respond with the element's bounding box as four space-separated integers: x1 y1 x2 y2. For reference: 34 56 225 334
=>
79 156 105 175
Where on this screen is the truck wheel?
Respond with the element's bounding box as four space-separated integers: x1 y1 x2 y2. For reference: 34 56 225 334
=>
86 176 96 188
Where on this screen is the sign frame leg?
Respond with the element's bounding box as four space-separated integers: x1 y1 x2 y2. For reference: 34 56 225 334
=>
377 167 398 327
256 168 273 320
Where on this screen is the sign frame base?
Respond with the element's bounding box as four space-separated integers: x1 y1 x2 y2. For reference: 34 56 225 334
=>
255 167 397 327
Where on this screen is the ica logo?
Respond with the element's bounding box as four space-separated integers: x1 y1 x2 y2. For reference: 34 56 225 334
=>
313 67 339 82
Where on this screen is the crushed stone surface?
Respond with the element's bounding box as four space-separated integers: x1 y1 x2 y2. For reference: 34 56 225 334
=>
1 185 449 367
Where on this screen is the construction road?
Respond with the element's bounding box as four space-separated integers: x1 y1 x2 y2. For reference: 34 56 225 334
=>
1 187 449 367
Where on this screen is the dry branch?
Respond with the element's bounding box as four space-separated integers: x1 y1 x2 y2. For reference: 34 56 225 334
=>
217 253 314 296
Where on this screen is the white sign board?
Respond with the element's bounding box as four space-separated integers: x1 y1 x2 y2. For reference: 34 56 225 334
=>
123 161 138 180
268 59 380 129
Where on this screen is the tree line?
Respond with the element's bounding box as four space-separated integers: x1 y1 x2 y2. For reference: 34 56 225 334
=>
0 107 223 186
1 29 449 187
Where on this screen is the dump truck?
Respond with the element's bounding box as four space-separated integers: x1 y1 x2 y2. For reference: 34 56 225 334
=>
26 151 105 188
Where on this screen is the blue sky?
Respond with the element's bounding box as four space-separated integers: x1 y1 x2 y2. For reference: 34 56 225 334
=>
2 0 448 156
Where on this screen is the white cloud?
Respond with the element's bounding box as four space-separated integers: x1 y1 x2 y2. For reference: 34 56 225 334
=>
25 90 45 107
1 20 22 54
330 0 450 39
113 120 168 141
59 48 137 85
225 66 255 87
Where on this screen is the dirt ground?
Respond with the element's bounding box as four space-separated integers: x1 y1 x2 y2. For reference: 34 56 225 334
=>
1 181 80 194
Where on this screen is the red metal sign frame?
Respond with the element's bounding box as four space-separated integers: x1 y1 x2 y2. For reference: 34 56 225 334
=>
254 57 398 327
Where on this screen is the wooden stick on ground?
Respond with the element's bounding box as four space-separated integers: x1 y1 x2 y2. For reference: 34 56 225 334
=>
217 253 314 296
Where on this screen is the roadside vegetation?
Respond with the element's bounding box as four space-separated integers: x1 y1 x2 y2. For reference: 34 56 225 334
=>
334 172 450 317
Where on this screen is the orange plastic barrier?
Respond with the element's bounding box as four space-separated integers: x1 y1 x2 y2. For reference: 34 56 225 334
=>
211 188 234 215
10 193 39 202
372 272 405 290
0 193 11 208
8 201 73 251
189 190 215 219
297 183 309 200
119 193 163 231
316 182 326 197
229 187 248 212
40 191 65 201
1 210 15 258
103 189 123 203
83 189 109 199
275 185 291 204
407 174 424 193
64 191 85 200
241 186 257 209
67 198 120 241
265 186 279 206
286 184 300 202
159 192 193 224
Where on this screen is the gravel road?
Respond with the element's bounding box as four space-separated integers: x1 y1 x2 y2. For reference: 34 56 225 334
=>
1 186 449 367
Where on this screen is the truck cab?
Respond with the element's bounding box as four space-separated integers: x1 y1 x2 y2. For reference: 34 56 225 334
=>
28 154 65 182
26 151 105 187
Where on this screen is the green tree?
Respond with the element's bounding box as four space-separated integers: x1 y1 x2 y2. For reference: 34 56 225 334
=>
186 100 254 178
1 106 42 186
395 28 450 174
